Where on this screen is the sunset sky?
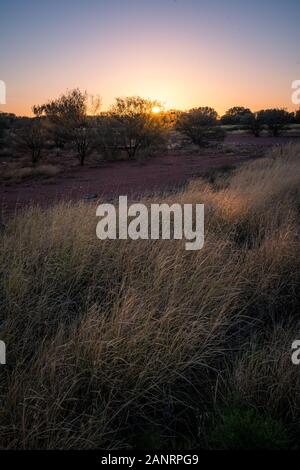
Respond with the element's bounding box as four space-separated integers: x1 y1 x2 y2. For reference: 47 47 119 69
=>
1 0 300 116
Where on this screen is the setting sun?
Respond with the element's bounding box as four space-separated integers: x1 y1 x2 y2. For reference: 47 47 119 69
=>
151 106 161 114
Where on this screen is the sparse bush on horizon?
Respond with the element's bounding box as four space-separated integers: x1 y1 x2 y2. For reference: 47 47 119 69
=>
33 89 99 166
220 107 296 137
221 106 253 125
257 108 292 137
241 111 264 137
0 112 16 149
2 95 300 173
15 117 46 166
176 107 225 148
106 96 169 160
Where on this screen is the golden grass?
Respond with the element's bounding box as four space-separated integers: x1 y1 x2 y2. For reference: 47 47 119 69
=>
1 164 60 182
0 143 299 449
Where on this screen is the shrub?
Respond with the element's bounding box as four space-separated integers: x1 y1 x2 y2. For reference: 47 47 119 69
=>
241 112 264 137
107 96 168 159
294 108 300 124
176 107 225 147
94 114 123 160
209 408 289 449
0 112 16 148
15 118 45 165
221 107 252 125
257 108 291 136
33 89 99 166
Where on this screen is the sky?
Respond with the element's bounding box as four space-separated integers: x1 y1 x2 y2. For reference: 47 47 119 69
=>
1 0 300 116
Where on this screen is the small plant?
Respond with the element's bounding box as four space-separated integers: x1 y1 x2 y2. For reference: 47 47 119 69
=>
209 408 290 450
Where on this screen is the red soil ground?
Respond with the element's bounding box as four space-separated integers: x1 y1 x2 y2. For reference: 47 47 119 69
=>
0 134 298 221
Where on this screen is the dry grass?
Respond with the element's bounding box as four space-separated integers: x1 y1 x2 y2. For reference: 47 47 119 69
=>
0 143 299 449
1 164 60 183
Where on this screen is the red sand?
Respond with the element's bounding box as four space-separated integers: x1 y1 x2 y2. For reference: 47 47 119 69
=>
0 135 298 221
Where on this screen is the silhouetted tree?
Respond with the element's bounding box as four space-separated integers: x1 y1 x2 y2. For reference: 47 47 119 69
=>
176 107 225 147
16 118 45 165
33 89 100 165
107 97 168 159
294 108 300 124
241 112 264 137
257 108 291 136
0 112 16 148
95 114 122 160
221 107 252 125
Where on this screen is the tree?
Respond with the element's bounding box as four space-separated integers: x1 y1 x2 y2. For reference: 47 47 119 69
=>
176 107 225 147
257 108 291 137
33 89 99 165
107 96 168 159
221 107 252 125
294 108 300 124
0 112 16 148
241 112 264 137
95 114 122 161
16 118 45 165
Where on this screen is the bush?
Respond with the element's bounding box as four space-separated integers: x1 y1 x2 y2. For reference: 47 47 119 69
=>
33 89 99 166
107 96 168 159
15 118 45 165
209 408 289 449
221 107 252 125
257 108 291 136
241 112 264 137
0 113 16 148
94 114 123 160
294 108 300 124
176 107 225 147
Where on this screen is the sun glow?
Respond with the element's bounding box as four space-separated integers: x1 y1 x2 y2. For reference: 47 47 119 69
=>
151 106 161 114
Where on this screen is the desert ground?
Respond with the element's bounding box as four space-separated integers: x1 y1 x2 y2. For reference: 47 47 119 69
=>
1 129 300 449
1 134 300 220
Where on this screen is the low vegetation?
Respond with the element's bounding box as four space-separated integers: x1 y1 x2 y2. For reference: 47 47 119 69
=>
1 92 300 178
176 106 225 147
0 143 299 449
2 164 60 183
220 106 295 137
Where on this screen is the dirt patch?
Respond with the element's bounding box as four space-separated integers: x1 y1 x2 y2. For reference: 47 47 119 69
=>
1 134 299 221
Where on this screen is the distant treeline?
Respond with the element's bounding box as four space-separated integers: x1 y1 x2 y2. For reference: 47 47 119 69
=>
1 89 300 166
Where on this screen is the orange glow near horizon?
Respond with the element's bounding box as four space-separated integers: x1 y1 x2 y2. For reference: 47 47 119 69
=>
1 2 299 118
152 106 161 113
1 62 297 118
1 80 297 118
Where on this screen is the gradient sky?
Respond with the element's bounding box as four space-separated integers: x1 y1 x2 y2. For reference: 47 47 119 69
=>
1 0 300 116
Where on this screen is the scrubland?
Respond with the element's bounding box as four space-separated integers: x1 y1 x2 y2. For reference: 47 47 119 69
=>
0 143 299 449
